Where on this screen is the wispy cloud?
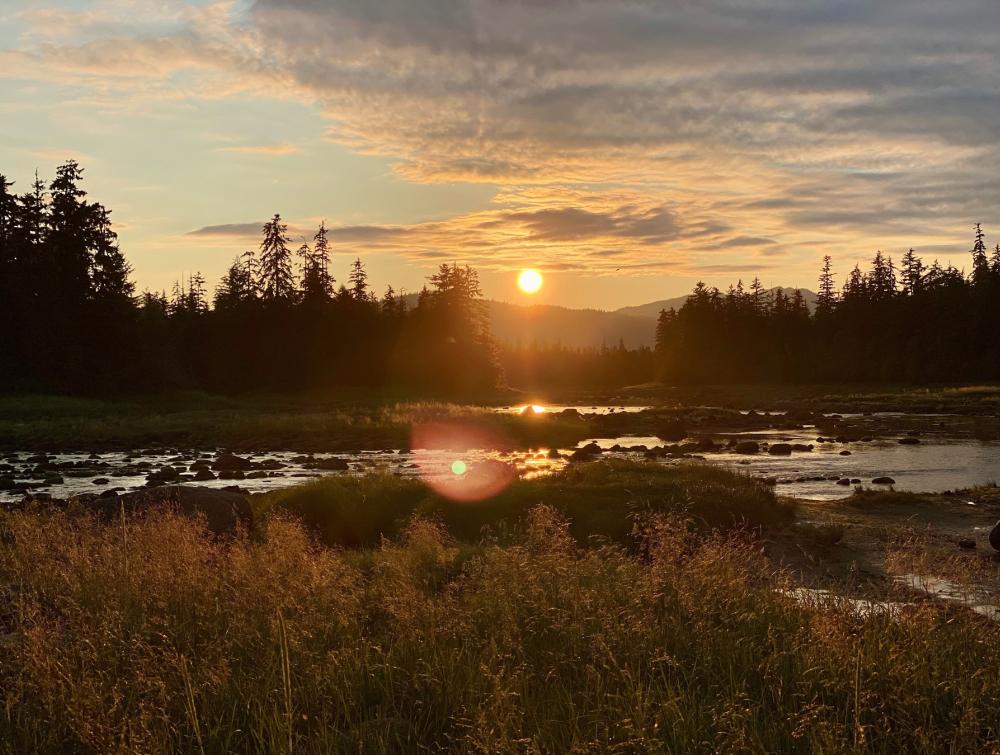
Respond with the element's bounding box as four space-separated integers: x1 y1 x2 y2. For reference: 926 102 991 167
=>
28 148 94 163
5 0 1000 284
217 144 299 156
187 222 264 239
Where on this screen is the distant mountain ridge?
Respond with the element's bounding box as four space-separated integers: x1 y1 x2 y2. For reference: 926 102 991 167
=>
405 288 817 349
614 287 818 321
488 287 817 349
487 301 654 349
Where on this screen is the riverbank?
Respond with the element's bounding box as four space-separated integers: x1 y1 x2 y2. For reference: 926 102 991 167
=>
7 384 1000 453
0 394 597 453
2 460 999 751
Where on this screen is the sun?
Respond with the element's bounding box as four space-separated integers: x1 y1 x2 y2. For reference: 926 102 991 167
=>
518 269 543 294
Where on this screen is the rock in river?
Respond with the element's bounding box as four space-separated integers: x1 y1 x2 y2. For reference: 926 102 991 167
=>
734 441 759 455
768 443 793 456
212 453 256 472
871 477 896 485
305 458 350 471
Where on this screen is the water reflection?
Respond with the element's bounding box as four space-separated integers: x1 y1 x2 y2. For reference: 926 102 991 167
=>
6 427 1000 503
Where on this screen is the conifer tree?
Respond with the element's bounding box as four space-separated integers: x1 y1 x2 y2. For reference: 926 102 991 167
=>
749 277 766 315
90 206 134 303
47 161 92 306
0 174 15 249
187 272 208 313
348 257 370 301
311 222 334 291
816 255 836 315
900 248 924 296
655 308 675 352
215 252 257 310
842 264 866 300
299 228 334 303
0 175 16 305
868 251 895 301
382 284 398 315
972 222 990 285
257 214 296 302
20 171 46 249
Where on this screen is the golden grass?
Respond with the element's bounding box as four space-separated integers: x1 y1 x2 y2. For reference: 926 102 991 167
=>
1 502 1000 752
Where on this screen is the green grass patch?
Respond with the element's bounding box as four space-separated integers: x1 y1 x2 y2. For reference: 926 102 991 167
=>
0 393 592 452
263 459 792 547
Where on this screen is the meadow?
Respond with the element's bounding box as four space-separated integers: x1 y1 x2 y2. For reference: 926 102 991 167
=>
0 394 592 454
7 383 1000 453
1 461 999 753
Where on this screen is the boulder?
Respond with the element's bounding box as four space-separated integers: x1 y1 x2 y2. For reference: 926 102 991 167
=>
212 453 256 472
147 466 181 483
569 448 598 462
193 469 216 481
734 441 759 455
113 486 252 535
306 458 350 471
657 423 687 442
898 437 921 446
768 443 793 456
872 477 895 485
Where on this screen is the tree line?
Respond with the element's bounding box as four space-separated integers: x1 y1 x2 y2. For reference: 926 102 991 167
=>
0 163 500 395
655 225 1000 383
6 161 1000 396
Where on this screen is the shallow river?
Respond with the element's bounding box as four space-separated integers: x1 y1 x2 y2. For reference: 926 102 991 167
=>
3 408 999 503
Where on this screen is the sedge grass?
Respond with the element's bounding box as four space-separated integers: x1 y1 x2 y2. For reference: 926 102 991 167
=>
0 497 998 752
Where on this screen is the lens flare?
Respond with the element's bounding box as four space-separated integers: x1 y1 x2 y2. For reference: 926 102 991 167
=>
518 269 543 294
411 421 517 502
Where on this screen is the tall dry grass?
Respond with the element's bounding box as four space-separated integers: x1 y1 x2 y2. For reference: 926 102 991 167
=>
1 504 999 753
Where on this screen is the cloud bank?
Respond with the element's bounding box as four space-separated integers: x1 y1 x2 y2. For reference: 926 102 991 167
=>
6 0 1000 278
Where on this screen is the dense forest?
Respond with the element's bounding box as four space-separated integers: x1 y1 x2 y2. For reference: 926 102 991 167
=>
0 163 500 395
4 161 1000 396
656 228 1000 383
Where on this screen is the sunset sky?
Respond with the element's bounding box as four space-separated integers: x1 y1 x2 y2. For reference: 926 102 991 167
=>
2 0 998 309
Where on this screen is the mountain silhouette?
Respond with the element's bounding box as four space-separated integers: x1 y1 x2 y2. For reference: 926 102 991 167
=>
433 288 816 349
